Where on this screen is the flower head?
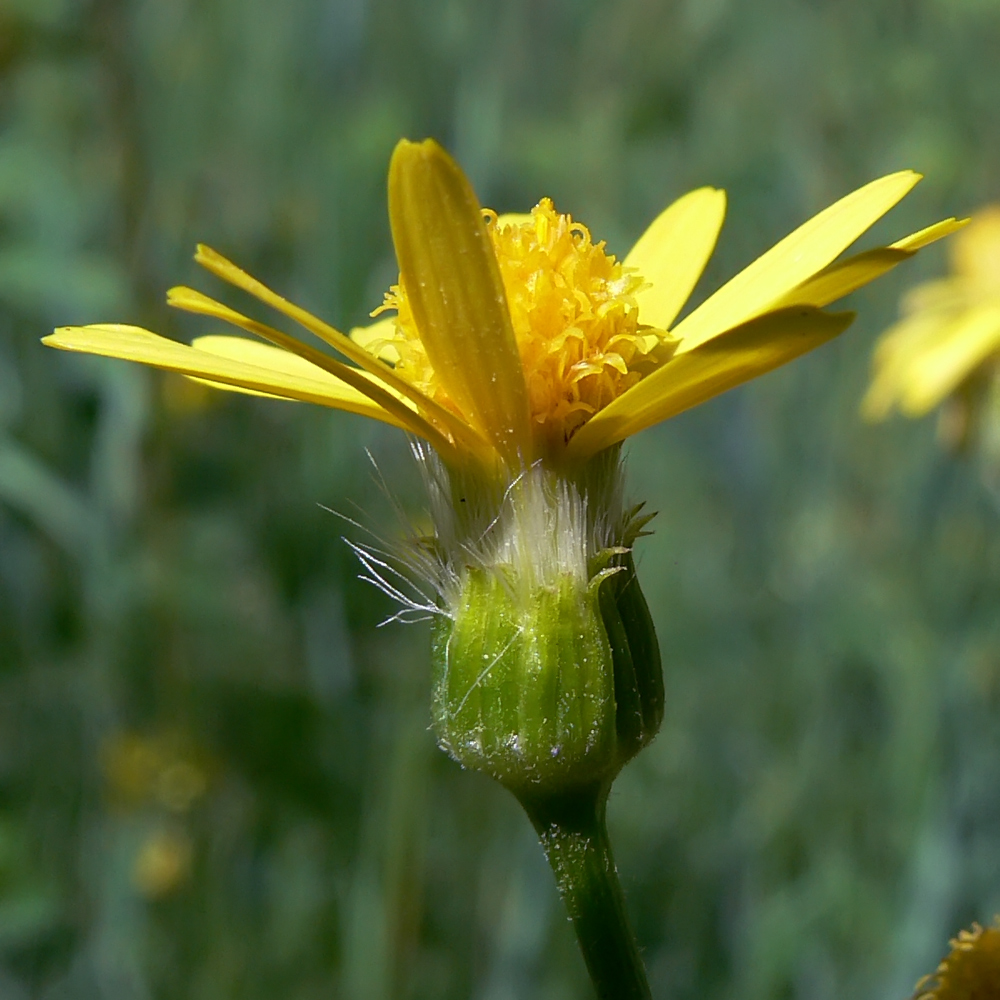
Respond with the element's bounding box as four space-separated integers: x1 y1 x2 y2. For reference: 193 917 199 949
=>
914 918 1000 1000
863 206 1000 430
374 197 662 454
45 139 960 483
43 141 961 797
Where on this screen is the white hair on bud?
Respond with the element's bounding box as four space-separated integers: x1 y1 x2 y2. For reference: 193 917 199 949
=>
478 466 590 593
334 440 644 624
409 441 635 615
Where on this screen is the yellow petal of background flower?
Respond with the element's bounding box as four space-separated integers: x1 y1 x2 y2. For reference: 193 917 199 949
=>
897 303 1000 415
900 276 970 316
774 217 968 310
859 312 950 421
388 138 531 463
624 187 727 331
568 307 854 456
872 310 946 369
670 171 921 353
43 324 415 430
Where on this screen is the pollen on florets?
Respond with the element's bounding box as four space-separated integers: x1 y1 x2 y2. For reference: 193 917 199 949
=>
371 198 670 448
914 919 1000 1000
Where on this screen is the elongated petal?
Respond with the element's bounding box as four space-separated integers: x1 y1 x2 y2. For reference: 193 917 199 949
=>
568 307 854 455
774 217 968 309
191 245 479 451
388 138 531 462
193 333 337 376
892 216 969 251
190 334 396 400
860 312 950 421
774 247 911 309
624 187 727 330
188 335 325 398
167 285 489 459
671 171 921 353
897 303 1000 415
43 324 420 432
901 276 970 316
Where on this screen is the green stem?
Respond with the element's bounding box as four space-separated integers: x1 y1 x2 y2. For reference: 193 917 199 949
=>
519 785 651 1000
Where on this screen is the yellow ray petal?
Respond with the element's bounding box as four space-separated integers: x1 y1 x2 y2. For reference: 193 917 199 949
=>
42 325 425 431
670 171 921 353
167 285 489 460
624 187 727 331
892 216 969 251
568 307 854 456
190 244 480 452
349 316 400 364
189 334 399 400
187 334 319 399
191 333 428 408
182 377 286 400
774 217 968 310
192 333 341 376
900 276 971 316
773 247 912 309
388 138 531 463
873 310 949 369
860 312 951 421
898 303 1000 416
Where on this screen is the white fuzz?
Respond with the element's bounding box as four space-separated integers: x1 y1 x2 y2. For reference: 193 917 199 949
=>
411 442 632 616
338 442 640 624
470 468 591 593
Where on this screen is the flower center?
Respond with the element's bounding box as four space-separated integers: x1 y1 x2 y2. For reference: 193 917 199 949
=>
374 199 668 448
918 922 1000 1000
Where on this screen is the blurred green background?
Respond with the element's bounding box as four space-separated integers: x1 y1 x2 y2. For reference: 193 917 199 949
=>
1 0 999 997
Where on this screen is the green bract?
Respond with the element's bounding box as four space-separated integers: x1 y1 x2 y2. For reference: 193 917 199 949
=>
432 566 616 795
428 468 663 798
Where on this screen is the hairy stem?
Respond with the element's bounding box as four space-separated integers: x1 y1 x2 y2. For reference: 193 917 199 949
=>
519 785 651 1000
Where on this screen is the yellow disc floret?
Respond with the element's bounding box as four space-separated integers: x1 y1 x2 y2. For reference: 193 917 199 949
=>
372 198 670 450
915 919 1000 1000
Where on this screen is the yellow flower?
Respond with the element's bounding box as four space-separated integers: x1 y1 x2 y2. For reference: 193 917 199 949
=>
863 207 1000 425
45 139 960 480
131 827 193 899
914 918 1000 1000
102 731 209 813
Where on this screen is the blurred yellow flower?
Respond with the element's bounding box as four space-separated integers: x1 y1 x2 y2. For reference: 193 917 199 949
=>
102 731 208 814
44 140 959 481
131 827 193 899
863 207 1000 430
914 918 1000 1000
